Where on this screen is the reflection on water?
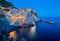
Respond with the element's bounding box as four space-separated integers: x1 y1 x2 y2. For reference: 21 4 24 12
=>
28 22 36 38
0 17 60 41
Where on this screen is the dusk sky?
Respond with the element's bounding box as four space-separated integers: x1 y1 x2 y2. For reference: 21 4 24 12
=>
6 0 60 17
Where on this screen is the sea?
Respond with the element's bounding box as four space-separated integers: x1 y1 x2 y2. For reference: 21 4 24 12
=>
0 17 60 41
36 17 60 41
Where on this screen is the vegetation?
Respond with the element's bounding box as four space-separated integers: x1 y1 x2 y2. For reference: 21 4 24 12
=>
0 0 14 7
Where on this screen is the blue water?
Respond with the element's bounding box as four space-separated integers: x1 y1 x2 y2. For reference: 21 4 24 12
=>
36 17 60 41
0 17 60 41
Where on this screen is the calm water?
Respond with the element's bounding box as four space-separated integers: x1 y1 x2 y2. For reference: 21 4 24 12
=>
36 17 60 41
0 17 60 41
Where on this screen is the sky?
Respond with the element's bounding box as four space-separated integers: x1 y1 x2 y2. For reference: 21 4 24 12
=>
6 0 60 17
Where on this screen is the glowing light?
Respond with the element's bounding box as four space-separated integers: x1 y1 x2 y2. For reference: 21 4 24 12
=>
28 22 36 37
19 15 26 24
9 31 16 38
4 8 37 25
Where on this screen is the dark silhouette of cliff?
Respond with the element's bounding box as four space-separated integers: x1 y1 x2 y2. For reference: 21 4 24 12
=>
0 0 15 8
